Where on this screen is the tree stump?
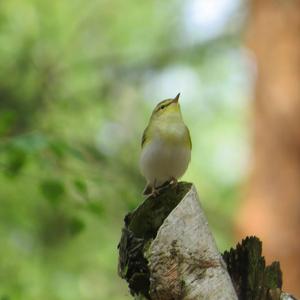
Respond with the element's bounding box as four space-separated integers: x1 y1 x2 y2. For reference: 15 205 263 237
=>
118 182 298 300
118 182 237 299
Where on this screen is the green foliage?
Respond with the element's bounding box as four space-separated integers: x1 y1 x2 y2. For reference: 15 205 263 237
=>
87 202 104 216
73 179 88 198
0 110 16 136
40 178 65 206
0 0 246 299
69 217 86 236
3 146 27 177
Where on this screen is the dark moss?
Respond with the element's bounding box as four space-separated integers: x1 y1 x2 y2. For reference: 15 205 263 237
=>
128 182 192 239
264 262 282 289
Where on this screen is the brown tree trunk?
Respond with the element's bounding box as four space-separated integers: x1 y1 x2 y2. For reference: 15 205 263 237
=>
237 0 300 297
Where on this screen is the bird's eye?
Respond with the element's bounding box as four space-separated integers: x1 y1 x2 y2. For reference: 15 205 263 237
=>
160 105 166 110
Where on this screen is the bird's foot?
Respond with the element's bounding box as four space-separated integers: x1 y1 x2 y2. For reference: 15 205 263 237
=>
143 180 163 197
150 188 160 197
170 177 178 189
143 184 152 196
143 178 178 197
158 180 171 190
156 178 178 193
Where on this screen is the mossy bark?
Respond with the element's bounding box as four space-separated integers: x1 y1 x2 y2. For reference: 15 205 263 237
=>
223 236 291 300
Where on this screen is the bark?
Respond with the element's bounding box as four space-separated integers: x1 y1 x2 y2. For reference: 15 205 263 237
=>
237 0 300 297
223 236 297 300
118 183 237 300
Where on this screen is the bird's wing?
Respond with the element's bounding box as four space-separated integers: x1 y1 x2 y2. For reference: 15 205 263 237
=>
141 126 149 148
186 126 192 149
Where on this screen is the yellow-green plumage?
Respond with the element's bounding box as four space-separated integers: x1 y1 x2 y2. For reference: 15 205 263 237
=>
140 94 192 195
142 98 192 148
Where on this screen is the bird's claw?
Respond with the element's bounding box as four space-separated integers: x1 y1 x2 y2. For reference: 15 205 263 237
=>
170 177 178 188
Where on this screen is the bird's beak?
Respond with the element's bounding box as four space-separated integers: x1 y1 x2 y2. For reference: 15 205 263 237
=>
172 93 180 104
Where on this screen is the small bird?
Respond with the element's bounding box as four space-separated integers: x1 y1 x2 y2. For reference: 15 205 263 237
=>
140 93 192 196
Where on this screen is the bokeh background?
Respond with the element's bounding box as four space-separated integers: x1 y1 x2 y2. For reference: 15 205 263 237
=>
1 0 299 299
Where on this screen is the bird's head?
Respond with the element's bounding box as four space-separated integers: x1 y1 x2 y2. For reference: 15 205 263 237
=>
150 93 181 121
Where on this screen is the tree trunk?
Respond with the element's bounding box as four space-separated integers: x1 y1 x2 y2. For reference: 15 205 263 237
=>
237 0 300 297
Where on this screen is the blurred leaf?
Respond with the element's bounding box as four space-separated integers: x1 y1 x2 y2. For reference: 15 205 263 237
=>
49 140 68 159
87 202 104 216
83 144 106 162
66 145 85 161
0 110 16 136
49 141 85 161
69 217 85 235
4 147 27 177
73 179 88 197
40 179 65 206
12 133 48 153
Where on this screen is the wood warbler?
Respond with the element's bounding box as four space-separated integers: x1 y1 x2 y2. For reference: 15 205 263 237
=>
140 93 192 196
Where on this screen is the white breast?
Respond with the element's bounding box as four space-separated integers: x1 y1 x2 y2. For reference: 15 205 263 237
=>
139 138 191 187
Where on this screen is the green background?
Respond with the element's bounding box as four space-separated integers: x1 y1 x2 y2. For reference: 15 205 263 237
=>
0 0 250 299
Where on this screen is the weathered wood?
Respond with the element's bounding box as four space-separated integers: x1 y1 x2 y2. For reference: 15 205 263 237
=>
118 182 237 299
223 237 298 300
